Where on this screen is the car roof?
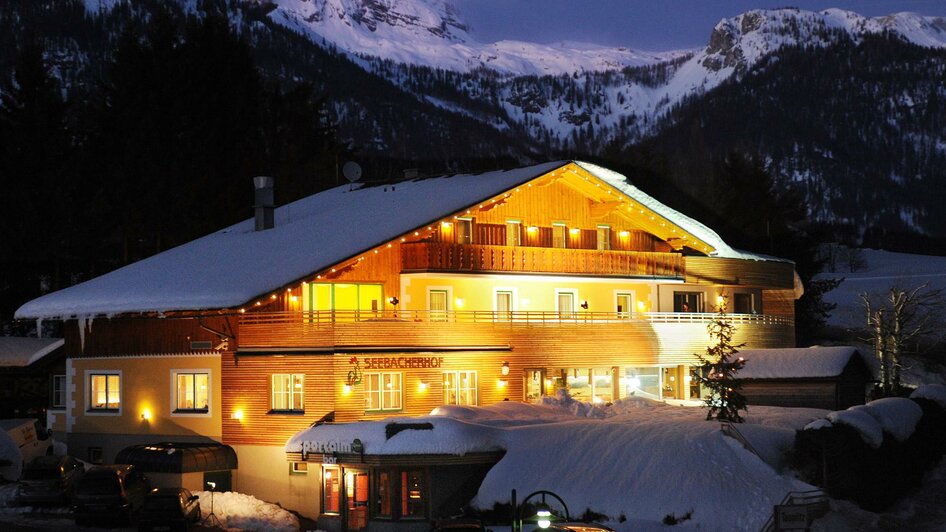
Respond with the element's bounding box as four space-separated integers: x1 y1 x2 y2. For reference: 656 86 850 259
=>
148 487 189 496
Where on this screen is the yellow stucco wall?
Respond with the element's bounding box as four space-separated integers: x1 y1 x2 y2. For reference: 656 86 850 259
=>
70 353 222 440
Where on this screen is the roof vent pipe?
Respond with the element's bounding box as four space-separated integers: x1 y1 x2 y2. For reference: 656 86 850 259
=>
253 176 275 231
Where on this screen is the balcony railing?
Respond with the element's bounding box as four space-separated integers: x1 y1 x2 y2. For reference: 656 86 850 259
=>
237 310 793 348
401 242 684 277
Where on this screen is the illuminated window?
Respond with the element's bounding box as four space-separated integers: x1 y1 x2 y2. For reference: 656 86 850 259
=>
175 372 209 412
616 293 633 319
51 375 66 409
505 220 521 247
442 371 477 405
428 289 449 321
495 290 513 321
552 223 567 248
401 470 426 518
596 225 611 251
306 283 383 320
272 373 304 412
365 372 402 411
322 466 340 514
374 468 427 521
673 291 703 313
291 462 308 474
457 217 473 244
556 290 576 319
89 373 120 411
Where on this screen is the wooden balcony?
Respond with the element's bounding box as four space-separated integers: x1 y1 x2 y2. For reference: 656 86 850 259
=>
401 242 685 278
237 310 794 350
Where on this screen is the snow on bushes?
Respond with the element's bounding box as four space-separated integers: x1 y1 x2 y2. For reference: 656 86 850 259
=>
807 397 923 448
911 384 946 409
195 491 298 532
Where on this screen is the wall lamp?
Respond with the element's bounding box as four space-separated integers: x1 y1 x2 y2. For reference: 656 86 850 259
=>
388 296 399 306
580 300 589 310
501 361 510 376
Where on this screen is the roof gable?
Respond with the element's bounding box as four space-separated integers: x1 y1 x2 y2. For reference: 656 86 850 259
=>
15 161 771 320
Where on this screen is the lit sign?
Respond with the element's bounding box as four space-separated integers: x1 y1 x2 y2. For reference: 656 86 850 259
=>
302 440 353 454
363 356 444 370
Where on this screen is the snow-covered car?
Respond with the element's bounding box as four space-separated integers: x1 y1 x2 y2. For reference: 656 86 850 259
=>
15 454 84 505
137 487 202 532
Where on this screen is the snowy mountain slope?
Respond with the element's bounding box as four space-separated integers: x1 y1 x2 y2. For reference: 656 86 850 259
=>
262 0 685 76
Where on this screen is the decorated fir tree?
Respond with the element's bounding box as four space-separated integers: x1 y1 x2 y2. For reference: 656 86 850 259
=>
693 295 748 422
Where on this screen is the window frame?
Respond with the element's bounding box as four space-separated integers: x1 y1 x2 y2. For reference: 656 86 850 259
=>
271 373 305 413
365 371 403 412
85 370 122 415
551 222 567 249
372 467 429 521
442 370 478 406
505 220 521 247
555 289 578 319
170 369 212 417
456 217 473 245
615 291 634 319
51 374 66 410
322 465 341 515
596 224 611 251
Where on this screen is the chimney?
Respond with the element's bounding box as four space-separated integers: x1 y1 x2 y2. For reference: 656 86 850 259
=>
253 176 275 231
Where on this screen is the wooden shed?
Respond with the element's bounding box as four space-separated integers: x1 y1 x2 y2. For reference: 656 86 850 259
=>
738 346 872 410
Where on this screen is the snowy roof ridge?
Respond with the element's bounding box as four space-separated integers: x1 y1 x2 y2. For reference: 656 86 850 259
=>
737 346 861 379
15 160 758 320
0 337 65 367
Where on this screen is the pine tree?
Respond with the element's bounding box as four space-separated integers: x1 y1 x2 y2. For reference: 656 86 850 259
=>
693 295 748 422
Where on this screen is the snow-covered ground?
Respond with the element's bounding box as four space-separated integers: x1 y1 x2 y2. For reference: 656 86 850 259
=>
290 393 824 531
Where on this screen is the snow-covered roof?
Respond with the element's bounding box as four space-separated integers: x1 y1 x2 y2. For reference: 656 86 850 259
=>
15 161 764 320
0 337 64 368
737 346 864 379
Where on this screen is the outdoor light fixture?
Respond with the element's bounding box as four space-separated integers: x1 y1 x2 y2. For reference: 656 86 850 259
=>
580 300 589 310
418 382 428 392
501 361 510 376
231 409 243 421
498 379 508 388
343 384 352 394
140 408 152 422
536 506 552 529
388 296 399 306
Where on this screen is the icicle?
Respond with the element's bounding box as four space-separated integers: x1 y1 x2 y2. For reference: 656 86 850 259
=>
35 318 43 338
77 315 87 353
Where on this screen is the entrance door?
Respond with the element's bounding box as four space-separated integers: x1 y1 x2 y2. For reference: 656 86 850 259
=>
344 468 369 532
524 369 546 401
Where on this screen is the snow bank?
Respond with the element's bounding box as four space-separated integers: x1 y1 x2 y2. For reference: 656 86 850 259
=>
195 491 298 532
911 384 946 409
809 397 923 448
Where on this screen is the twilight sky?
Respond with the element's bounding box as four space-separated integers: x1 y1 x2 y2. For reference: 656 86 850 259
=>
452 0 946 50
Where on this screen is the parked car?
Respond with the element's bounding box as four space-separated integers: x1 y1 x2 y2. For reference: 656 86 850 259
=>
431 518 490 532
72 464 150 525
15 454 84 505
137 487 202 532
546 523 615 532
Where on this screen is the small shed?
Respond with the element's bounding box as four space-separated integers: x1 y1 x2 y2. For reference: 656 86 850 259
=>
0 337 66 421
115 442 238 492
737 346 872 410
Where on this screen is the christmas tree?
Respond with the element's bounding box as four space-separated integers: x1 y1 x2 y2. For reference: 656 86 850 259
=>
693 295 748 422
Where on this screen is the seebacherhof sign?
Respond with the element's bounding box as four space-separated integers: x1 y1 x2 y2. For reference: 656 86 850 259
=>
362 356 445 369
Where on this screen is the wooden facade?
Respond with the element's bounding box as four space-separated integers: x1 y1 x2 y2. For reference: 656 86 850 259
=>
42 161 804 519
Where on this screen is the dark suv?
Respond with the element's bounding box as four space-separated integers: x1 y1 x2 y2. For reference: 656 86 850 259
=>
72 464 151 525
15 455 85 505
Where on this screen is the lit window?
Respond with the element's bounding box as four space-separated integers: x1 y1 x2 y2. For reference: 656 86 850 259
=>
272 374 304 412
374 468 428 520
401 470 426 518
365 372 402 411
175 372 209 412
505 221 521 247
457 218 473 245
323 466 340 514
291 462 308 475
89 373 120 410
596 225 611 250
443 371 478 405
616 293 632 319
52 375 66 409
552 223 567 249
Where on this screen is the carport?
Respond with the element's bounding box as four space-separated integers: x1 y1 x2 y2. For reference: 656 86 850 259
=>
116 441 238 492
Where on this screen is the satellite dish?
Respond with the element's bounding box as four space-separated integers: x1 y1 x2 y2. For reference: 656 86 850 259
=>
343 161 362 183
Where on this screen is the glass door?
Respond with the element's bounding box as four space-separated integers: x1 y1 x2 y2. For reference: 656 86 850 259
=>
429 290 448 321
344 468 369 532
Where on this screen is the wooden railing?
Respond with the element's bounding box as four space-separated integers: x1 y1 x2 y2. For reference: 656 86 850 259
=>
401 242 685 277
237 310 793 348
